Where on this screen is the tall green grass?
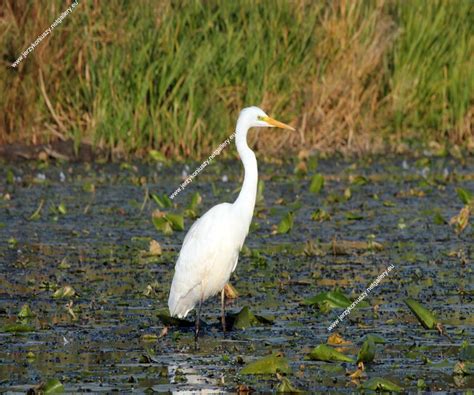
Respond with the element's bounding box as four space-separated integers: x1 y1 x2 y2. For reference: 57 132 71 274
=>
1 0 472 159
389 0 473 145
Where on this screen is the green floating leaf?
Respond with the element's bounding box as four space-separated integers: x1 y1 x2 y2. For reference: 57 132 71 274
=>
309 173 325 194
82 182 95 193
6 169 14 184
344 187 352 200
151 193 173 209
184 192 202 218
157 311 194 328
433 210 446 225
52 285 76 299
417 378 427 390
357 337 375 363
303 290 351 307
141 333 158 342
152 212 184 235
456 187 473 205
345 211 363 221
308 344 354 363
351 175 368 186
240 353 291 375
41 378 65 394
18 304 35 319
2 323 34 333
362 377 403 392
453 361 474 376
277 212 294 234
229 306 273 330
405 298 438 329
58 258 71 270
311 208 331 222
57 203 67 215
302 290 370 314
276 377 302 393
152 215 173 235
189 192 202 210
165 213 185 231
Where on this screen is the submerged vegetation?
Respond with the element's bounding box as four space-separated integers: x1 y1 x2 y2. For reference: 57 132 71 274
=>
1 0 473 159
0 156 473 391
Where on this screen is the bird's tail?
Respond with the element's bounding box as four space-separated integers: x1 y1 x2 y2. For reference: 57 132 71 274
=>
168 281 198 318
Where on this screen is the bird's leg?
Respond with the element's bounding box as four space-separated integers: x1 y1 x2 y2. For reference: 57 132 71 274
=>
194 295 203 346
221 288 226 333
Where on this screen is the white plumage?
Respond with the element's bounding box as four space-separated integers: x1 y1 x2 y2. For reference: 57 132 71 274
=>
167 107 294 333
168 203 243 318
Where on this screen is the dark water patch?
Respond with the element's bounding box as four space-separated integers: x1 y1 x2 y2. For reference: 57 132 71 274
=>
0 157 473 392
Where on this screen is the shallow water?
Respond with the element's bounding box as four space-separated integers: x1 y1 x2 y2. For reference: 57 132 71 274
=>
0 156 473 393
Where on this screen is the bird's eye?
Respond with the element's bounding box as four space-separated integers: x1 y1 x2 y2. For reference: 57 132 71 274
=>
257 115 264 121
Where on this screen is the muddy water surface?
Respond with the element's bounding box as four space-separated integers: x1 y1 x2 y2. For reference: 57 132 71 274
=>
0 157 473 393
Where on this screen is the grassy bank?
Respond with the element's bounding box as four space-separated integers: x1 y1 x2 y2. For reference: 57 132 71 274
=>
1 0 473 159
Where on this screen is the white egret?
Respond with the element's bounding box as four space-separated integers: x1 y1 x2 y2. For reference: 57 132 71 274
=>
168 106 295 339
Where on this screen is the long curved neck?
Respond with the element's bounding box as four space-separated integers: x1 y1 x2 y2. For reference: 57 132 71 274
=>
233 121 258 225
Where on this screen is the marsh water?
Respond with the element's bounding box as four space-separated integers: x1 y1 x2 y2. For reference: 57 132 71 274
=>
0 156 473 393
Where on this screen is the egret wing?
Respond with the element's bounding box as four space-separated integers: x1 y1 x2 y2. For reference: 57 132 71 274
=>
168 203 238 317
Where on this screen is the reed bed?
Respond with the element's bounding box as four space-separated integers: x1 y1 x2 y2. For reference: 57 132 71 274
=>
1 0 472 159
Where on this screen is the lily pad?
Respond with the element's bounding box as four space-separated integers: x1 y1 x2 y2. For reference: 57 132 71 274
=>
53 286 76 299
453 361 474 376
303 290 368 313
165 213 185 231
151 193 173 209
2 323 34 333
276 377 301 393
308 344 354 363
240 353 292 375
228 306 273 330
82 182 95 193
456 187 472 205
357 337 375 363
277 212 294 234
311 208 331 222
303 291 351 308
152 211 184 235
41 378 65 394
362 377 403 392
18 304 35 319
345 211 363 221
405 298 438 329
152 215 173 235
309 173 324 194
57 202 67 215
351 175 368 186
184 192 202 218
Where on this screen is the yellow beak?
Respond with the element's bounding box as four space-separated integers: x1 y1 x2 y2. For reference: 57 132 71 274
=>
263 116 295 131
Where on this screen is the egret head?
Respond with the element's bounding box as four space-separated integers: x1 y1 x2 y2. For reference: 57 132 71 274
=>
239 106 295 131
